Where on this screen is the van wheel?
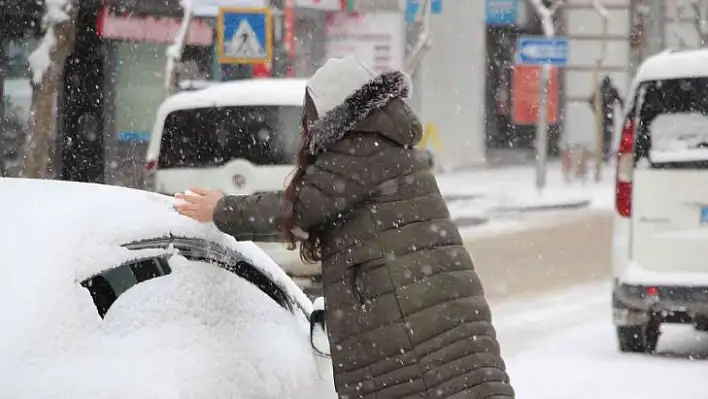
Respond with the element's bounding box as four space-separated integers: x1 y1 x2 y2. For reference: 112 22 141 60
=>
617 324 660 353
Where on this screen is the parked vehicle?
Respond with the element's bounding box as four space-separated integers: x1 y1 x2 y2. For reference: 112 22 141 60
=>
145 79 306 196
612 48 708 353
0 178 334 398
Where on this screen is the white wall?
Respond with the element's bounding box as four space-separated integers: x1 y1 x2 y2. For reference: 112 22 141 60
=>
419 1 486 169
664 1 706 48
562 0 631 149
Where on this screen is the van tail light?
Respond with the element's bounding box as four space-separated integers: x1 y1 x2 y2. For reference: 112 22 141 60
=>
616 119 635 218
145 159 157 172
143 159 157 191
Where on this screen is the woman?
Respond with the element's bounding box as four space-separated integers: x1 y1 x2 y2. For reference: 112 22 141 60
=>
175 57 515 399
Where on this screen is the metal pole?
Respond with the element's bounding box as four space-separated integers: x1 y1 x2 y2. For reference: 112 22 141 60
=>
528 0 562 192
535 63 550 192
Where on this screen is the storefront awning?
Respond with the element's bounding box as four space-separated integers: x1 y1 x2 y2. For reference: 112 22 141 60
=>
189 0 267 17
102 0 268 17
2 0 274 20
100 0 185 17
1 0 188 20
346 0 404 12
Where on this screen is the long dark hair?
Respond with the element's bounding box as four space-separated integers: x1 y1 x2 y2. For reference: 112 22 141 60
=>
282 90 322 264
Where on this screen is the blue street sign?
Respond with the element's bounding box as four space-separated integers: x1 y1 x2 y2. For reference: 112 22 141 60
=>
117 131 151 142
517 36 569 66
485 0 518 25
217 8 272 65
701 206 708 225
405 0 442 25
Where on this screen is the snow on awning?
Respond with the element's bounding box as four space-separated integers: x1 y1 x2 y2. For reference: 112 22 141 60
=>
101 0 185 16
190 0 267 17
98 8 214 46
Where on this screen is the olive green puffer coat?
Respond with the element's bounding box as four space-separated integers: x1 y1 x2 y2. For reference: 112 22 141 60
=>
212 69 515 399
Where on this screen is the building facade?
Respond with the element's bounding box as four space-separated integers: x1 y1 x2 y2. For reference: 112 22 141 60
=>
0 0 336 184
1 0 214 182
422 0 635 168
418 0 556 169
563 0 631 153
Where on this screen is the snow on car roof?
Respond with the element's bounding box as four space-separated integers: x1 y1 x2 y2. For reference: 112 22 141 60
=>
158 78 308 116
0 178 312 311
635 48 708 83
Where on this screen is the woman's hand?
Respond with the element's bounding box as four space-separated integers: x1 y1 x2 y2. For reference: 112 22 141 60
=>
174 188 224 223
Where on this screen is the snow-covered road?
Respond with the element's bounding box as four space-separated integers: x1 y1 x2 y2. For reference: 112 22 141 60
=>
494 283 708 398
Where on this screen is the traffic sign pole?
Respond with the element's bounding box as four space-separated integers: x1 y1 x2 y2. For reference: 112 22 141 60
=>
535 63 551 192
516 36 569 193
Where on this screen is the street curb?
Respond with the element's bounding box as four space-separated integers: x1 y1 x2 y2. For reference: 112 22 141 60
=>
443 194 487 202
492 198 592 213
452 215 490 227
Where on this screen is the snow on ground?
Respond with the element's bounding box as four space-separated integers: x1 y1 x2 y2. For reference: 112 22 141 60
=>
457 218 536 239
445 197 490 224
493 283 708 398
437 161 615 211
439 161 615 237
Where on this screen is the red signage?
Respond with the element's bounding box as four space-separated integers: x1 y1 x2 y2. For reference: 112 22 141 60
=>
284 0 296 77
97 9 213 46
512 65 559 125
252 63 272 78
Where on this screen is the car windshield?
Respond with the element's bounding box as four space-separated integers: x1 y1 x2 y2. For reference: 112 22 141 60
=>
157 105 303 168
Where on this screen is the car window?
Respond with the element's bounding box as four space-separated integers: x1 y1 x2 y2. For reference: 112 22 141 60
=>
157 105 303 169
635 77 708 167
81 256 172 318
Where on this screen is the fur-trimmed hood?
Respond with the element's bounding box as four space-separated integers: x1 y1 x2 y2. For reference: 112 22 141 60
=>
302 59 415 155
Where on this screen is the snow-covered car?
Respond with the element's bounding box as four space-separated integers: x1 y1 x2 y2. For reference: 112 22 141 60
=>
612 48 708 353
0 178 335 399
144 78 306 197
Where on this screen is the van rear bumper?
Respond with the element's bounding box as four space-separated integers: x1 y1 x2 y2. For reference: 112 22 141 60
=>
613 283 708 326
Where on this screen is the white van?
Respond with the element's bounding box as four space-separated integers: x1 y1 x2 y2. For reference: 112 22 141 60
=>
145 79 307 196
612 48 708 353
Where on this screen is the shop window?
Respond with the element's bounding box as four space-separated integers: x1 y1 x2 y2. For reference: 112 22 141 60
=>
114 42 169 140
114 42 214 139
3 39 37 126
1 38 57 177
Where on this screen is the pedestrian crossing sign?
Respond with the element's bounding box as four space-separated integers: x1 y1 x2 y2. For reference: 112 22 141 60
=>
217 8 273 65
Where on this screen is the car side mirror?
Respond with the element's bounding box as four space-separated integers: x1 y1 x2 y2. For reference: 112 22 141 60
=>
310 296 330 357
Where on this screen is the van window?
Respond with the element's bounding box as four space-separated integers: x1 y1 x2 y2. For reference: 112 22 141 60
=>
158 106 302 168
635 78 708 168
